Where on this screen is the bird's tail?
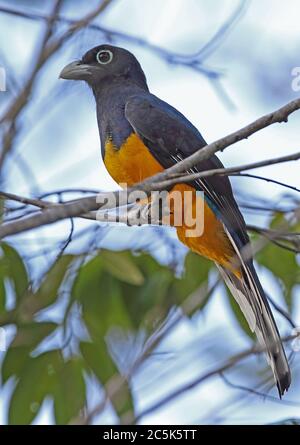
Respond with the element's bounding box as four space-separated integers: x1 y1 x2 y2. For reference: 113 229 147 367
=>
217 262 291 397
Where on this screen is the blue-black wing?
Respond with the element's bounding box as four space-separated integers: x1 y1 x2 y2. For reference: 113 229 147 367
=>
124 92 291 396
125 92 248 249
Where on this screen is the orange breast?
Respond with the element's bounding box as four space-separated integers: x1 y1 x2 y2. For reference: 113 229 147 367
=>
104 133 237 273
104 133 164 185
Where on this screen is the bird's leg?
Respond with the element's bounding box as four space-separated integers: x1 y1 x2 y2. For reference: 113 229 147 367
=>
140 192 171 226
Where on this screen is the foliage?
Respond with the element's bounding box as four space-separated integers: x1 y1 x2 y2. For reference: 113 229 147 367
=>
256 213 300 311
0 243 213 424
0 210 299 424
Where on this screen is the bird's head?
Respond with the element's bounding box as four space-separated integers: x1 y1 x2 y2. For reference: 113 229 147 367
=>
59 44 147 90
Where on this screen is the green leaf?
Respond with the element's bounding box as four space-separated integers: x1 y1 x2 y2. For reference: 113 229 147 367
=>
80 340 134 418
114 251 211 330
81 273 132 338
53 357 86 425
254 212 300 310
1 346 30 384
20 255 74 318
0 243 28 302
128 254 173 304
1 322 57 383
8 350 62 425
11 322 57 348
0 309 16 327
35 255 74 310
80 340 117 383
173 252 211 306
73 254 133 338
72 255 103 302
0 268 5 314
257 243 299 310
100 250 144 285
114 253 174 329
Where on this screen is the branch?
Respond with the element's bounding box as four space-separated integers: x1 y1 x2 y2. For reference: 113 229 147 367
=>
153 150 300 191
248 224 300 254
81 331 299 425
138 98 300 184
132 334 299 424
233 173 300 194
265 292 297 329
2 190 300 253
0 1 248 79
0 190 52 209
219 373 300 407
77 280 220 425
0 0 114 170
0 0 63 170
0 98 300 238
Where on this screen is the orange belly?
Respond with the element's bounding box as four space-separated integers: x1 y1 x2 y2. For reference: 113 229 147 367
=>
104 134 236 271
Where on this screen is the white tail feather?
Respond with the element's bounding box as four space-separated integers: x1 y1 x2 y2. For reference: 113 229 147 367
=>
217 228 291 396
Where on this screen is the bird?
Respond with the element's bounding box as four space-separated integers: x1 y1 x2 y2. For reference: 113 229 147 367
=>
60 44 291 396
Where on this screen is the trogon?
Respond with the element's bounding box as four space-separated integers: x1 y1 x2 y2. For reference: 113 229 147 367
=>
60 44 291 395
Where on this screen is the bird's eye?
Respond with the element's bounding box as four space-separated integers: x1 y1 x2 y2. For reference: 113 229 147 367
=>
96 50 113 65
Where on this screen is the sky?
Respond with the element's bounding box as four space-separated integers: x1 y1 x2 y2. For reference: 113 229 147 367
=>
0 0 299 425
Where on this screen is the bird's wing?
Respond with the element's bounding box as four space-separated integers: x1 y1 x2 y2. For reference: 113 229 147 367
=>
125 92 291 396
125 92 248 248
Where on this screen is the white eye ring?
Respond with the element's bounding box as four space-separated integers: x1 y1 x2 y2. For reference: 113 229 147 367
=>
96 49 113 65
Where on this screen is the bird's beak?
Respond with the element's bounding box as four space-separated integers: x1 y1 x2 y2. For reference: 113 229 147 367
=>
59 60 91 80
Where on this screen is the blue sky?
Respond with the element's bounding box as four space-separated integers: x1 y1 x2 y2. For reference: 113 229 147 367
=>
0 0 299 424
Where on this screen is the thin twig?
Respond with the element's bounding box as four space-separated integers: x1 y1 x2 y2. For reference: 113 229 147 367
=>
154 150 300 190
0 0 114 170
233 173 300 194
265 292 296 329
0 1 247 80
0 98 299 238
133 334 299 424
219 373 300 407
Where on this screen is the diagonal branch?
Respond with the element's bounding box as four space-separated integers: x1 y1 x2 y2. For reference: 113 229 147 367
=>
0 0 114 170
145 98 300 181
132 333 299 424
152 150 300 190
0 1 248 80
0 0 64 170
0 98 300 238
